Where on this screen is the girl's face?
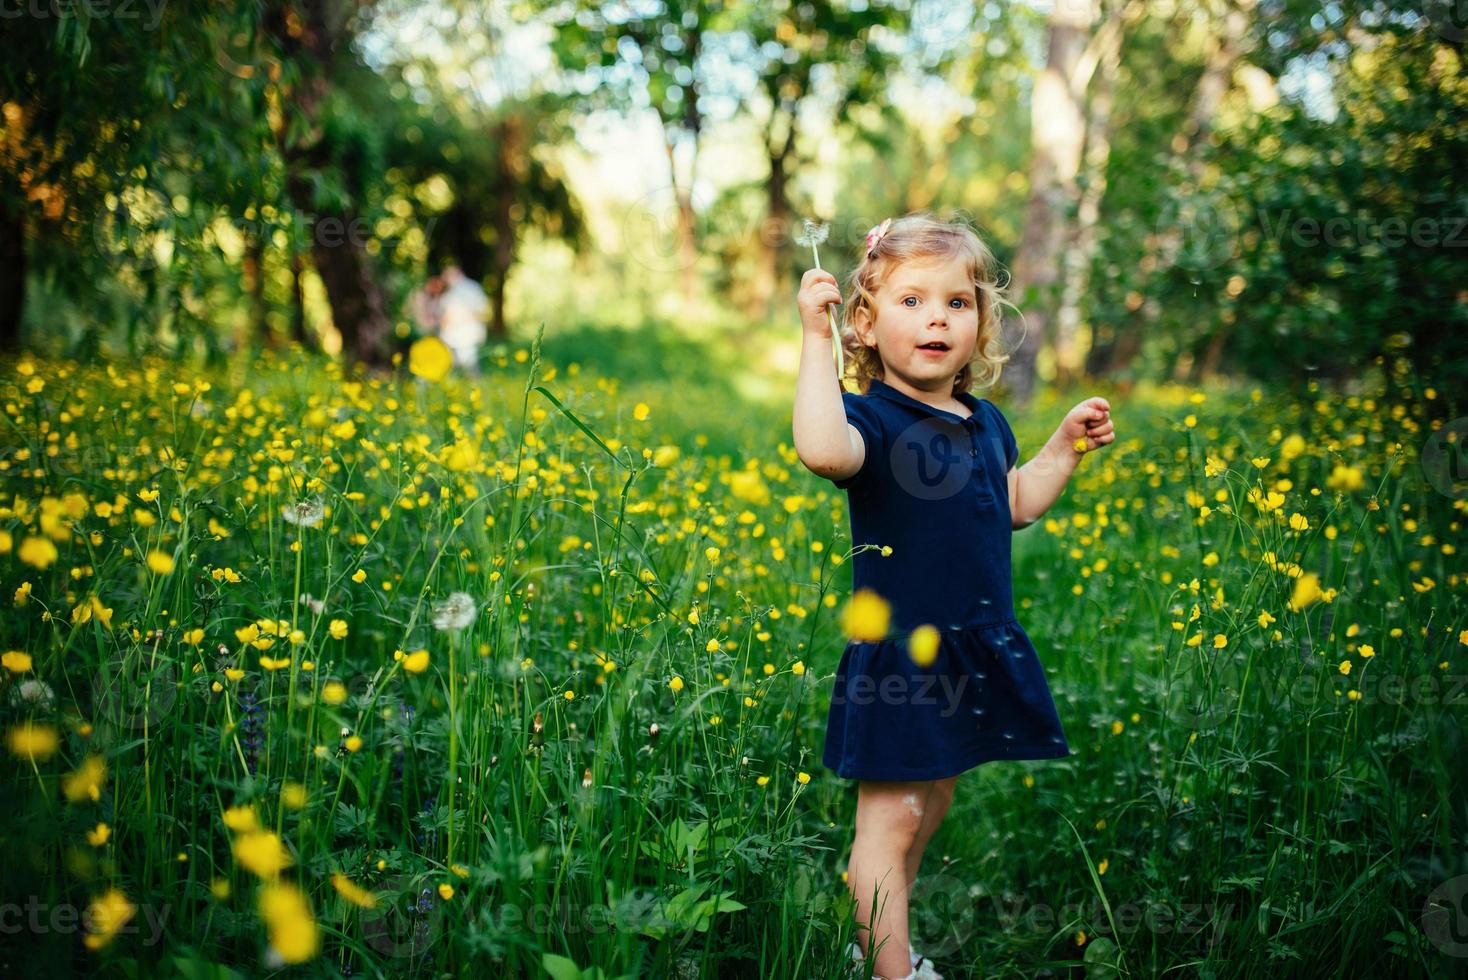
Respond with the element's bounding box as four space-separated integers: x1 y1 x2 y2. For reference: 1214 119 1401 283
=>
855 255 980 394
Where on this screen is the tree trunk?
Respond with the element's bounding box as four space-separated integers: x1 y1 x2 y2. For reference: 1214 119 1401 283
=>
661 130 701 312
1005 1 1094 404
1055 8 1126 388
750 115 796 322
0 194 25 353
244 227 269 347
290 246 309 347
264 0 394 369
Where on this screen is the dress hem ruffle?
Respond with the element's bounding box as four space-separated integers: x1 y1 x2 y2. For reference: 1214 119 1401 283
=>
824 743 1071 782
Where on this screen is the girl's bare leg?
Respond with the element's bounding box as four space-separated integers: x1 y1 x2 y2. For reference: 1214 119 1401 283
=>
848 779 929 979
905 775 958 889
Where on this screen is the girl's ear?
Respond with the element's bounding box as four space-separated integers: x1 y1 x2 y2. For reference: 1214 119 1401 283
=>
850 306 876 347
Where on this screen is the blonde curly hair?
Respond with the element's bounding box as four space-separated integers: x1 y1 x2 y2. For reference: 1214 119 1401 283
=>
839 210 1013 396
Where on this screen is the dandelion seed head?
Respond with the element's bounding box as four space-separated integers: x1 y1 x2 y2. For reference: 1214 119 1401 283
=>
431 591 478 632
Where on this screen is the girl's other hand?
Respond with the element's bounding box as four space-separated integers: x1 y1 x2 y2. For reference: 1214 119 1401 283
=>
796 268 842 339
1063 397 1115 453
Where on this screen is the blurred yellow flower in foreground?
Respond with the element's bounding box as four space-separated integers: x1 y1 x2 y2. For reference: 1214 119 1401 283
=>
408 336 453 382
62 755 107 803
1287 573 1323 612
402 650 430 674
2 650 31 673
259 881 319 964
87 823 111 847
840 589 891 642
331 873 378 909
83 888 136 951
908 625 940 668
234 831 293 879
146 550 175 575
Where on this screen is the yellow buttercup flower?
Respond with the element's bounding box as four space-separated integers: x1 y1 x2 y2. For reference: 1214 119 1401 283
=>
408 336 453 382
18 536 58 570
258 881 319 964
840 589 890 642
87 823 111 847
62 755 107 803
234 831 293 879
328 619 348 640
2 650 32 673
402 650 430 674
146 550 175 575
669 675 685 693
1288 573 1322 612
633 402 650 422
908 625 940 668
82 888 136 951
331 873 378 909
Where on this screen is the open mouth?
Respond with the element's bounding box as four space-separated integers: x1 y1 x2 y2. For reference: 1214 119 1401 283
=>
917 342 950 352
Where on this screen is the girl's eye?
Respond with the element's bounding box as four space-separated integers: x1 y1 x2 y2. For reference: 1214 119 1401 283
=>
950 299 966 309
902 297 918 308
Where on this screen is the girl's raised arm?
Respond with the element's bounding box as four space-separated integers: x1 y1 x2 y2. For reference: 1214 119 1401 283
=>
792 269 864 481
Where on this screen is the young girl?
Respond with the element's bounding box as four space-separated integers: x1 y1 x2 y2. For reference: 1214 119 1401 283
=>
791 212 1115 980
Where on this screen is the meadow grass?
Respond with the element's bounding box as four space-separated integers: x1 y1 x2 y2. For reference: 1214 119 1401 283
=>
0 331 1463 979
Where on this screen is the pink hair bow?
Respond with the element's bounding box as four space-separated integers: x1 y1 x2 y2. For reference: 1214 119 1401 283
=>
864 218 893 258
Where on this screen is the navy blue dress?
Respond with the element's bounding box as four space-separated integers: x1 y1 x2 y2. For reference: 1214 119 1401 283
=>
820 378 1072 781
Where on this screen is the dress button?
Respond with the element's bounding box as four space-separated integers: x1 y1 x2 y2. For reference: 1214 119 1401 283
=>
969 448 978 457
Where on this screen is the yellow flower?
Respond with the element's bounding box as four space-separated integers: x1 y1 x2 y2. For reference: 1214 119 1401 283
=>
1072 437 1088 453
344 735 363 753
14 581 32 605
82 888 136 951
908 625 940 668
62 755 107 803
234 831 293 879
1288 573 1323 612
563 690 575 701
1204 456 1226 477
1459 629 1468 647
146 550 175 575
408 336 453 382
328 620 348 640
223 805 261 832
633 402 650 422
281 782 308 810
438 883 455 901
18 536 58 570
1257 611 1276 628
1212 634 1228 649
331 873 378 909
1358 644 1375 658
258 881 319 964
840 589 891 642
791 660 805 676
137 488 160 503
321 681 348 705
351 569 367 584
211 879 231 901
2 650 32 673
796 771 811 785
756 775 770 786
669 675 685 693
1250 456 1270 469
402 650 430 674
704 638 720 653
687 607 699 626
1338 659 1352 676
1185 632 1203 648
86 822 111 847
235 623 261 644
1325 463 1364 492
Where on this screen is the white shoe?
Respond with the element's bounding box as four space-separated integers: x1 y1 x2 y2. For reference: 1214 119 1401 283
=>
847 942 944 980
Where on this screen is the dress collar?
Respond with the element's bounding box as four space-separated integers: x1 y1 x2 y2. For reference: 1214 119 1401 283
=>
868 378 984 426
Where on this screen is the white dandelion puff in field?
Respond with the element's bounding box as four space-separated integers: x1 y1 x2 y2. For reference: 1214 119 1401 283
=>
298 593 325 615
9 678 57 713
431 592 478 632
281 498 325 527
